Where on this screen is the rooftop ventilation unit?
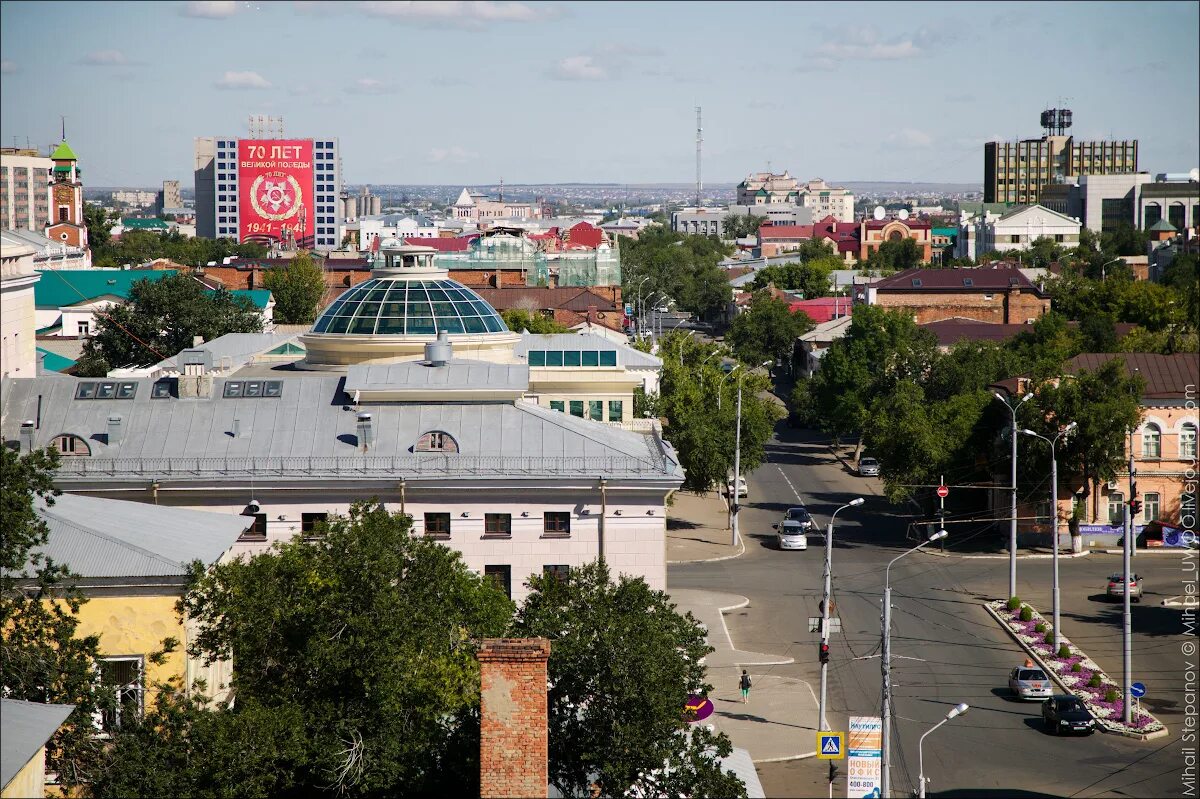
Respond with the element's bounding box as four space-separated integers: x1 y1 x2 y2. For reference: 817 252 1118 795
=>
107 415 122 445
19 420 34 453
357 412 374 452
425 331 452 367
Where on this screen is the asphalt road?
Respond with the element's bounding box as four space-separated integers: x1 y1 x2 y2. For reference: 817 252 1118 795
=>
669 424 1193 798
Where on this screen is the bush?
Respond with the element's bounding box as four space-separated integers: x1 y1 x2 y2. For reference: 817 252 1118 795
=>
1105 688 1120 703
1044 631 1055 645
1019 606 1033 622
1057 644 1071 658
1007 596 1022 611
1071 662 1083 673
1088 674 1103 688
1034 622 1047 633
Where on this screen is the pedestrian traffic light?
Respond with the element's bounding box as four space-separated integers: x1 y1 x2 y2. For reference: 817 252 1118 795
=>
819 642 830 664
1129 498 1143 516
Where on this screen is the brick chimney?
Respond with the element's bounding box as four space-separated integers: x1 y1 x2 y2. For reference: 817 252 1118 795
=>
478 638 550 799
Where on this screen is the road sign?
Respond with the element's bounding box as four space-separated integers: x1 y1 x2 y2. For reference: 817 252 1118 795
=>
817 732 845 760
809 617 842 634
1131 682 1146 698
624 303 633 316
936 485 949 499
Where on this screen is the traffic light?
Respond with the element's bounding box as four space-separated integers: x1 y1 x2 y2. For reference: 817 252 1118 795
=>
819 642 830 664
1129 498 1143 516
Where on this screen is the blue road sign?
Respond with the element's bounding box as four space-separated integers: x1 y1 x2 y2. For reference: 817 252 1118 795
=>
817 732 844 759
1131 682 1146 698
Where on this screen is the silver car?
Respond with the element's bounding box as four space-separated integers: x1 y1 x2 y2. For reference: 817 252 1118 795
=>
1107 573 1143 602
774 520 809 551
858 457 880 477
1009 666 1053 701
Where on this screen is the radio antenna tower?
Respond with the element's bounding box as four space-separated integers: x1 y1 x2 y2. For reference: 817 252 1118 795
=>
695 106 703 208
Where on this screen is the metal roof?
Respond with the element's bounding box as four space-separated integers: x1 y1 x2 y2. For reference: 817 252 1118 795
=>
34 269 176 308
1068 353 1199 400
21 493 248 578
152 332 299 372
1 699 74 789
346 360 530 393
1 375 680 482
514 332 661 368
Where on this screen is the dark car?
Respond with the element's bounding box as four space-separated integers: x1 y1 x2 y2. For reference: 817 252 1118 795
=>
783 507 815 531
1042 695 1095 735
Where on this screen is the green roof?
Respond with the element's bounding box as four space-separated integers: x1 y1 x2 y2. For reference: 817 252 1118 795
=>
266 341 306 356
34 269 176 308
1148 218 1177 232
228 289 272 309
35 316 63 335
37 347 77 373
121 218 169 230
932 227 959 237
50 141 77 161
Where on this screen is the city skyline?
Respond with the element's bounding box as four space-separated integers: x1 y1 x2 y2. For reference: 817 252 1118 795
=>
1 1 1197 187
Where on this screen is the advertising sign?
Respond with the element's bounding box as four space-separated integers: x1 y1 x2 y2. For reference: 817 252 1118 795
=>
238 139 314 247
847 716 882 799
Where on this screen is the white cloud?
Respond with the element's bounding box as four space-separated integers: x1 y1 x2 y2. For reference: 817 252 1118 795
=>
886 128 934 149
359 1 540 28
347 77 397 94
82 50 129 66
215 70 272 90
183 1 237 17
0 60 16 74
549 55 607 81
812 26 941 61
428 145 478 164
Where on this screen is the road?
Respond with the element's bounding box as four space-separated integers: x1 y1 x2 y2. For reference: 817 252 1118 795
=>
669 424 1192 798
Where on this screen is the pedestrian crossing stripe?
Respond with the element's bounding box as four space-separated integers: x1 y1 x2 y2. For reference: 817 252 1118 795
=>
816 732 845 759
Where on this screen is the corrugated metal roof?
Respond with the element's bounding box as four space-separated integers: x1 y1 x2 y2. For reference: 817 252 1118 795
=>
34 269 176 308
23 493 248 577
152 332 299 372
1068 353 1199 400
1 699 74 788
874 267 1036 292
346 360 530 393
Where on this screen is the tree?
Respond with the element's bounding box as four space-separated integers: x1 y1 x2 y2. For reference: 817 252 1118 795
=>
1 447 116 790
501 308 571 334
262 251 327 324
750 257 840 298
168 502 513 796
727 290 814 367
76 273 262 375
1027 236 1062 269
1100 223 1150 257
514 562 746 799
83 202 113 251
620 227 733 321
863 237 924 271
722 212 764 240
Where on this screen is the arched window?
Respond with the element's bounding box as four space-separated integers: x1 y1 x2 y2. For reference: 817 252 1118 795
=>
415 431 459 453
888 230 904 242
1181 422 1198 459
1142 423 1161 458
52 433 90 456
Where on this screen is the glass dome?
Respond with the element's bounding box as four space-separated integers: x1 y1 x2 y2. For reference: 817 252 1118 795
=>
312 277 508 336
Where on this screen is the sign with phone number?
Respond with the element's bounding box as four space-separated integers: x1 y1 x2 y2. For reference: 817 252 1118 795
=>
847 716 882 798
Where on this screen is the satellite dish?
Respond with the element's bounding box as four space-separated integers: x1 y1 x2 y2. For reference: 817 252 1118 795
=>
898 209 910 221
872 206 886 221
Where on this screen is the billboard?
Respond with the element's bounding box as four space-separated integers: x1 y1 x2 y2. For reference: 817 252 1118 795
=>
238 139 314 247
847 716 882 798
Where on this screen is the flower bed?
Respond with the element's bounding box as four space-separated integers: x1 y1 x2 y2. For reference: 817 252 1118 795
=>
988 599 1166 736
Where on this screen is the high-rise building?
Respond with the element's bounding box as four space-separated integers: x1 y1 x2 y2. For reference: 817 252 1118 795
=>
194 136 341 249
797 178 855 223
155 180 182 215
736 171 799 205
0 148 53 233
984 109 1138 204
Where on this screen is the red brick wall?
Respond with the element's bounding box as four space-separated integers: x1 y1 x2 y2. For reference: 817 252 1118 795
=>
479 638 550 799
875 289 1049 324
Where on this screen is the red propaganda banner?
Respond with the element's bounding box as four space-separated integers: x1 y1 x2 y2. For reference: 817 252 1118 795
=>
238 139 314 247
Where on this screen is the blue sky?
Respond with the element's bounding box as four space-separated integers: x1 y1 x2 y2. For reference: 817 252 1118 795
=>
1 1 1197 188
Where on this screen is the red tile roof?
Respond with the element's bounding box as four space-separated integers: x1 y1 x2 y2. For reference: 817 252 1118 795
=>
786 297 854 323
473 286 620 313
920 319 1029 346
565 222 604 249
874 267 1038 293
403 236 476 252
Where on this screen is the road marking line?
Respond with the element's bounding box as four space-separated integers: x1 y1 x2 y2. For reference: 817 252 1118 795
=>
776 464 804 504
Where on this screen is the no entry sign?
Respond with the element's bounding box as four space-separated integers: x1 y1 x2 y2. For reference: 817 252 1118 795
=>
936 485 949 498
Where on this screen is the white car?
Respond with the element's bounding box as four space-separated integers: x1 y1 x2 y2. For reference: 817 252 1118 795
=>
726 476 748 499
775 520 808 550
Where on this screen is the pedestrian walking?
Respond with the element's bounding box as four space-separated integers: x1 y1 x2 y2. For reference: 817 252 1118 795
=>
739 670 752 703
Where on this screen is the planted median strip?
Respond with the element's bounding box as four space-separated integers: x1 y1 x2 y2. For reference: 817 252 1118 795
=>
985 598 1168 739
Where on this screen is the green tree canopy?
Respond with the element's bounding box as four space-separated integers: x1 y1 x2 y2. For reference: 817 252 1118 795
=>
727 290 814 367
749 257 841 298
76 273 263 375
863 237 924 271
620 227 733 320
722 212 764 240
261 251 327 324
514 562 746 799
91 229 267 270
501 308 572 333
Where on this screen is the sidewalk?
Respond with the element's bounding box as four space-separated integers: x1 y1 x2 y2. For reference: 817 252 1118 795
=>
670 588 819 763
667 490 744 563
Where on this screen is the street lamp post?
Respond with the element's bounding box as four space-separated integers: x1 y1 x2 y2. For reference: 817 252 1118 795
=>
1021 421 1077 650
634 277 649 339
917 703 970 799
730 361 771 548
818 498 864 732
994 391 1034 600
881 529 949 799
1100 257 1121 281
717 364 739 412
679 330 696 366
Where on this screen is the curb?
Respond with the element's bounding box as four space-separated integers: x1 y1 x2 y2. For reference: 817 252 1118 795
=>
921 549 1091 560
982 603 1169 741
753 752 817 764
1097 548 1197 555
668 536 746 564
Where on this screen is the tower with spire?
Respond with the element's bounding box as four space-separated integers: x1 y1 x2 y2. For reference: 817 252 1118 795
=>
44 134 88 250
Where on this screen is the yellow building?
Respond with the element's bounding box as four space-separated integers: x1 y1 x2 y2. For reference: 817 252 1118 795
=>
1 700 73 799
30 494 248 729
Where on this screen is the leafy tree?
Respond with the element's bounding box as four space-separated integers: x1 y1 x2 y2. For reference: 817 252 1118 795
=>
84 202 113 251
1100 223 1150 257
750 258 841 298
1159 251 1200 330
1079 311 1119 352
727 290 814 367
620 227 733 320
1 447 116 790
262 251 327 324
722 212 764 240
501 308 571 333
76 273 263 375
514 562 746 799
1027 236 1062 269
1007 311 1082 379
863 237 924 271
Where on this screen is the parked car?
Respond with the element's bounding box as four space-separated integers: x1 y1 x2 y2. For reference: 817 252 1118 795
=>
1008 666 1053 701
782 507 815 532
858 457 880 477
1106 573 1143 602
774 520 809 551
1042 695 1095 735
726 476 748 499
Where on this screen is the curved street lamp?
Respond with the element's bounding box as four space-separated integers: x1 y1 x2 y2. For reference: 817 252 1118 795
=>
918 703 970 798
818 498 864 732
993 391 1034 600
1021 421 1077 650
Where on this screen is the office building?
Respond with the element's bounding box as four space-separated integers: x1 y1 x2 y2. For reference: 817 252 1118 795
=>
737 171 800 204
955 204 1081 260
984 109 1138 204
796 178 855 223
156 179 182 216
0 148 53 233
194 136 341 249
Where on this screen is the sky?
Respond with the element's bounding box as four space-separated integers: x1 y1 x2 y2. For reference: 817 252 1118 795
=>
1 1 1197 188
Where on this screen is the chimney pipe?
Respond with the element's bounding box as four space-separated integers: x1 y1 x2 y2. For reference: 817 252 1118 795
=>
424 330 452 367
478 638 550 799
107 415 122 445
19 420 35 453
356 412 374 452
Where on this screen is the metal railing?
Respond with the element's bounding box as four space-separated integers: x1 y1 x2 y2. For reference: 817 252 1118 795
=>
52 454 670 479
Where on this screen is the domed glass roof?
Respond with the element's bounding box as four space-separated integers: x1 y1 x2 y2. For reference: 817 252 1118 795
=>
312 277 508 336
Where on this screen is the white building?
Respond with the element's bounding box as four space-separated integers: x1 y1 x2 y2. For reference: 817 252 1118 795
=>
1 149 53 233
671 207 727 236
2 242 675 604
356 213 443 251
955 204 1081 261
1 232 40 378
796 178 855 223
